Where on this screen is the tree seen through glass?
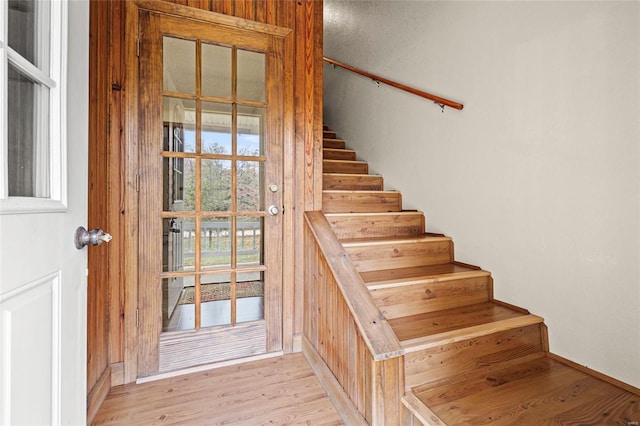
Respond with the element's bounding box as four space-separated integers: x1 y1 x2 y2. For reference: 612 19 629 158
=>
180 132 262 268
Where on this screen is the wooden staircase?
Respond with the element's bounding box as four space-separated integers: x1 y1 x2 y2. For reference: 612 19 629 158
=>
320 125 639 425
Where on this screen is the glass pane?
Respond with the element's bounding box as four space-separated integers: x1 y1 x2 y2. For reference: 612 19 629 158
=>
164 157 195 211
163 157 182 210
7 64 50 197
163 37 195 93
237 161 263 212
237 217 263 266
237 49 265 102
236 271 264 323
162 217 187 273
163 217 195 272
201 43 231 98
237 106 265 156
201 217 231 269
162 275 196 332
201 159 231 212
163 97 196 153
201 102 232 154
200 273 232 328
8 0 50 70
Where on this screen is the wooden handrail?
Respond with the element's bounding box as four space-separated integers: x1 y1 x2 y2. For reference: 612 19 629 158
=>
304 211 403 360
323 56 464 111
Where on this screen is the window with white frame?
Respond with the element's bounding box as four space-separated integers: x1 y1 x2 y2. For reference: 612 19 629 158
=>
0 0 67 212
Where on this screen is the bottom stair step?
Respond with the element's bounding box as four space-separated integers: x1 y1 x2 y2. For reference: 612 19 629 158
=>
399 302 548 390
405 355 640 425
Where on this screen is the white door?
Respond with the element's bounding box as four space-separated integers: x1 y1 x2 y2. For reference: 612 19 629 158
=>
0 1 89 425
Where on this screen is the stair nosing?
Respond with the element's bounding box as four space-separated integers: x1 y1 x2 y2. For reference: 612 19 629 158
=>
324 211 422 217
322 189 399 194
366 269 491 289
323 147 355 152
323 159 367 164
341 235 451 248
401 393 447 426
401 314 545 353
323 172 383 177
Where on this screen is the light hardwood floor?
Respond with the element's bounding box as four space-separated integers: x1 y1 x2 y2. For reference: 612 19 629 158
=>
93 353 344 425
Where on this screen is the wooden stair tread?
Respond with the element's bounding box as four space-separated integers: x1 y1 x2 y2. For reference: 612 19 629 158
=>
323 148 356 161
322 189 399 199
323 159 367 164
323 172 381 178
324 211 423 218
341 234 451 247
361 263 488 287
411 356 639 425
323 189 395 194
389 301 539 346
338 231 443 244
323 147 355 154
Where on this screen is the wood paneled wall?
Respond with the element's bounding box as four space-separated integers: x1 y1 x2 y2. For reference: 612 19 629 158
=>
87 0 110 397
87 0 323 394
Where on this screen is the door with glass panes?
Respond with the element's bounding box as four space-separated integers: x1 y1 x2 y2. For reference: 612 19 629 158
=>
137 9 286 375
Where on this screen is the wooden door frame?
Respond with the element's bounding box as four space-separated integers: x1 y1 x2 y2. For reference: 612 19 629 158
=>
122 0 293 382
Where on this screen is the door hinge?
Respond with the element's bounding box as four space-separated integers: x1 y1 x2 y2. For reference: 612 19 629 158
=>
136 308 139 327
135 173 140 192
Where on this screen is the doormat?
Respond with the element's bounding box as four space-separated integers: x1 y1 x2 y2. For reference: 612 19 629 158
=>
178 281 264 305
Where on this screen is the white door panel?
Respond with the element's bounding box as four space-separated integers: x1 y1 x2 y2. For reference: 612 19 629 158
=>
0 1 89 425
0 215 63 293
1 272 61 425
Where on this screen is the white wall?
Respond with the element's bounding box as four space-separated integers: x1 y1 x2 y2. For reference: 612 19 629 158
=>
324 0 640 388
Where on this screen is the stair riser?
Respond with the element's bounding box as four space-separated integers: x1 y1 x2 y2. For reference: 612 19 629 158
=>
323 174 383 191
323 130 337 138
322 192 402 213
371 276 492 320
323 139 346 149
323 149 356 161
345 240 453 273
404 324 546 391
323 160 368 174
326 213 425 240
